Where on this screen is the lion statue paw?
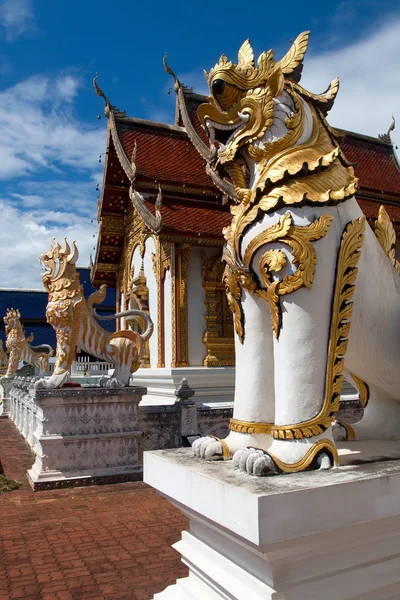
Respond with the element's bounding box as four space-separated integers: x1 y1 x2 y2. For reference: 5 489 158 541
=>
99 376 125 389
332 420 350 441
192 436 224 461
33 372 69 390
233 448 279 476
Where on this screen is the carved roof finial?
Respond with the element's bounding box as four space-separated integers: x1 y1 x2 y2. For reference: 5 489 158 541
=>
379 115 395 144
163 54 193 94
93 74 126 119
163 54 180 92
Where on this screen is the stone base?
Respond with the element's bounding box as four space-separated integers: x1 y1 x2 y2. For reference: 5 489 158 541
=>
27 464 142 491
132 367 235 405
144 443 400 600
9 378 146 490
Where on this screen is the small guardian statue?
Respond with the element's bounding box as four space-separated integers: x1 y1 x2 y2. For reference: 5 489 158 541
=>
35 238 153 389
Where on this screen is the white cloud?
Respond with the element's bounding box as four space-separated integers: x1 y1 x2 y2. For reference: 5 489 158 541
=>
0 70 104 288
294 17 400 150
0 74 105 180
0 0 34 41
0 200 96 288
10 179 98 215
55 75 80 102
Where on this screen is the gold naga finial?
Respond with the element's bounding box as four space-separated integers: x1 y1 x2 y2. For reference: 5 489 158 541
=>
93 74 126 118
163 54 180 91
163 54 193 93
379 116 395 143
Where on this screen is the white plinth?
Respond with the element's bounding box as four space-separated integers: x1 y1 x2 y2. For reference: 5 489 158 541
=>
144 444 400 599
132 367 235 405
0 379 13 417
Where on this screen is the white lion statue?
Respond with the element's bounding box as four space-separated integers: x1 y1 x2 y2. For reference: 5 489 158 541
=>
34 238 153 389
168 32 400 475
0 308 53 380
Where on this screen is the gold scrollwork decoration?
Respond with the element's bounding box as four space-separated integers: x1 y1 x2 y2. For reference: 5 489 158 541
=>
223 212 333 340
222 261 246 343
374 205 400 275
270 216 366 440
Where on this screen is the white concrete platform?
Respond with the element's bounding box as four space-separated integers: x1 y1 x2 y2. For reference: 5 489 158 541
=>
144 443 400 599
132 367 235 405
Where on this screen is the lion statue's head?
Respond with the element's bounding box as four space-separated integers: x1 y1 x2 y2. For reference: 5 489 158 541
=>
40 238 80 293
196 32 356 210
4 308 21 333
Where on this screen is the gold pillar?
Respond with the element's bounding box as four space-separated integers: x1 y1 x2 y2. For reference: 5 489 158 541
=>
174 244 191 367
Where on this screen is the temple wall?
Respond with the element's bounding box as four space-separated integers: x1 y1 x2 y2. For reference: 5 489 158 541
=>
120 291 125 329
144 237 158 367
188 246 207 366
164 269 172 367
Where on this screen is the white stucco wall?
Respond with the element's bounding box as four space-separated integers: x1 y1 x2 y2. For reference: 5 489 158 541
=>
164 268 172 367
187 246 209 366
144 237 158 367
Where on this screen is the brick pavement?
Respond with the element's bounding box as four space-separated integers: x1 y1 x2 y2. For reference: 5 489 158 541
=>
0 418 188 600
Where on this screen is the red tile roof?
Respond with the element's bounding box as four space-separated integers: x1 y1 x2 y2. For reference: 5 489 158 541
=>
117 119 214 191
145 199 231 238
357 198 400 222
340 133 400 198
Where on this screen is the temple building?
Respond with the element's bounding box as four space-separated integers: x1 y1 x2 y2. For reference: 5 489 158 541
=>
91 80 400 402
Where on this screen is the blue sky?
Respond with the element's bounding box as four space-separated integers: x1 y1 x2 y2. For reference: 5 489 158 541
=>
0 0 399 287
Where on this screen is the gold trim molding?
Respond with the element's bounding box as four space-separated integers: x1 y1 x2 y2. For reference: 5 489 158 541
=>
229 418 272 435
260 439 339 473
271 216 366 440
374 205 400 274
351 373 370 408
175 244 191 367
202 252 235 366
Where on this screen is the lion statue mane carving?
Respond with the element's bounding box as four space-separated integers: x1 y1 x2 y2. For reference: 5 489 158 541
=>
167 31 400 475
0 308 53 381
34 238 153 389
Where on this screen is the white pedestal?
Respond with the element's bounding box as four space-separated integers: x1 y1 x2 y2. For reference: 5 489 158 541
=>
144 444 400 599
132 367 235 405
0 379 12 418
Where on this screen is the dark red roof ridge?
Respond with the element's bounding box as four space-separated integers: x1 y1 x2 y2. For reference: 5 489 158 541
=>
338 128 396 148
116 114 186 135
